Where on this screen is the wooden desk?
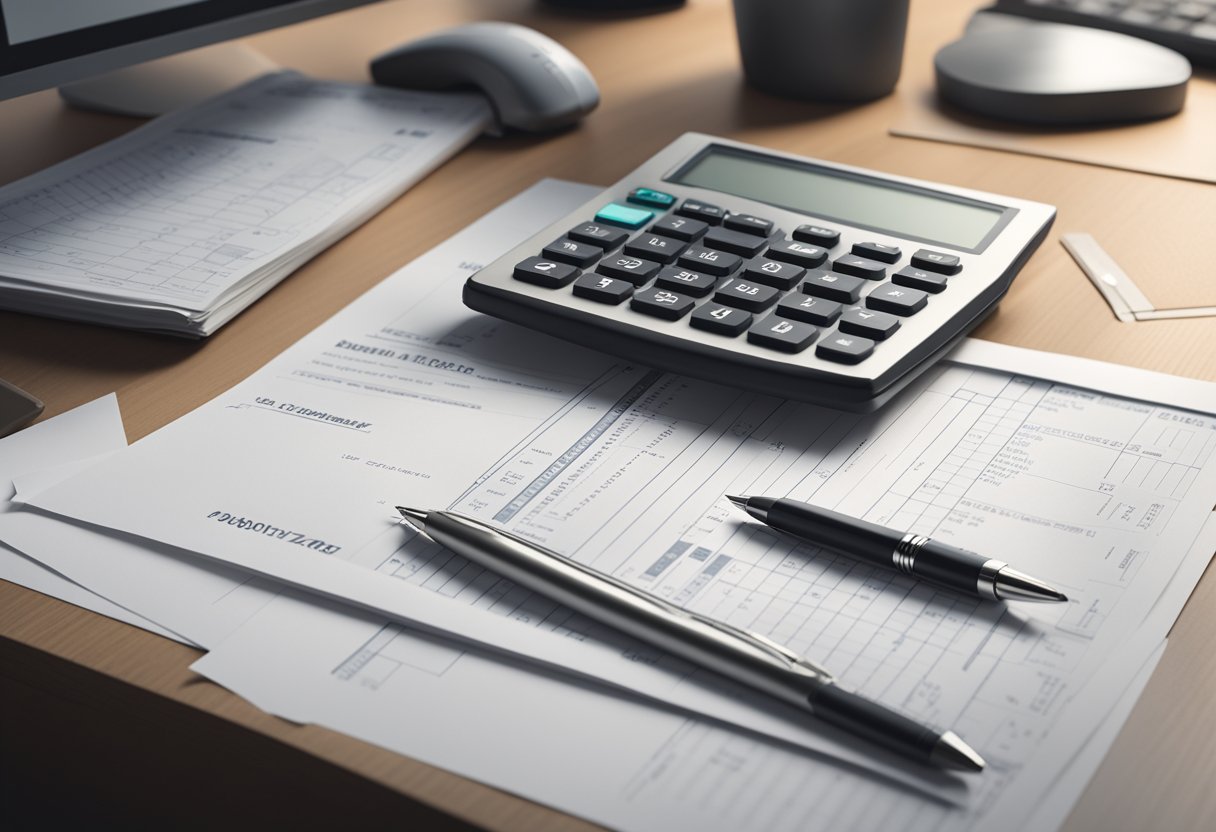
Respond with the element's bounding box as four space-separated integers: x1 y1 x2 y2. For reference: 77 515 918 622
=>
2 0 1213 828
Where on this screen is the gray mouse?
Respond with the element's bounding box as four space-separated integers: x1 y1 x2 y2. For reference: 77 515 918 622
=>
370 21 600 133
934 11 1191 125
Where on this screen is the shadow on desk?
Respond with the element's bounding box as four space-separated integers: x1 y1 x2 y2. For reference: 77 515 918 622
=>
0 636 482 831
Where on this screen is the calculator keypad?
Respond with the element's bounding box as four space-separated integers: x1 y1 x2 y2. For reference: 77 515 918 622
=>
508 185 974 366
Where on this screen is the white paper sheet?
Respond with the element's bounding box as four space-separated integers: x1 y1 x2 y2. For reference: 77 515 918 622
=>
0 395 183 641
22 170 1216 802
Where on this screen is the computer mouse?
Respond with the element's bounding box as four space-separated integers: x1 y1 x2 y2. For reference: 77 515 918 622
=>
934 11 1190 125
370 21 600 133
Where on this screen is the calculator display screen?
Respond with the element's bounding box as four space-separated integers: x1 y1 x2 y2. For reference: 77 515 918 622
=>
670 147 1006 250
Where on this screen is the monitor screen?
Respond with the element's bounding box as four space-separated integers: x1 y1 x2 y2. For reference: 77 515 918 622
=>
0 0 376 100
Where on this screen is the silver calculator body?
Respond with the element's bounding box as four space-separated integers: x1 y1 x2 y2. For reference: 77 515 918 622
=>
464 133 1055 412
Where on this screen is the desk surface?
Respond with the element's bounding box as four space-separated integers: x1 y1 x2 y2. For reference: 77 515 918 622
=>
1 0 1213 829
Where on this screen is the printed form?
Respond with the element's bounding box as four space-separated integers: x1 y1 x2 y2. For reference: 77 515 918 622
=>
24 181 1216 803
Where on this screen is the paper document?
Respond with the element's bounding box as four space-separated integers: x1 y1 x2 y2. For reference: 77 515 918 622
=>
0 396 184 641
25 177 1216 805
0 71 491 335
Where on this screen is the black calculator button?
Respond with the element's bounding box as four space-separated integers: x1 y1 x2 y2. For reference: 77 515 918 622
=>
793 224 840 248
675 199 725 224
723 213 774 236
627 187 676 210
542 237 603 268
801 270 865 303
833 254 887 280
624 234 687 265
776 293 842 326
714 278 781 312
568 223 629 251
767 239 828 268
866 284 928 316
838 306 901 340
690 304 752 336
892 265 948 294
631 287 696 320
747 316 818 353
597 255 661 285
816 334 875 364
650 215 708 242
703 226 769 257
910 249 962 275
742 257 805 290
678 246 742 276
851 242 901 264
655 266 716 297
514 257 580 288
573 272 633 304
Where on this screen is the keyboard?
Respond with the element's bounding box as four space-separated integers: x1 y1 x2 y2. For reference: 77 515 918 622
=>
993 0 1216 66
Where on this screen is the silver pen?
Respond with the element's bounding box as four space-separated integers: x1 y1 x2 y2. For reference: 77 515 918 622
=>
728 495 1067 603
397 506 985 772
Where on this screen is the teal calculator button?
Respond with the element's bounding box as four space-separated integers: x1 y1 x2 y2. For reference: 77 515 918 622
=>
627 188 676 209
595 202 654 229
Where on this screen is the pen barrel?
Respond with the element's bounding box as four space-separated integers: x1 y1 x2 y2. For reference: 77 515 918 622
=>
767 499 994 599
808 684 941 764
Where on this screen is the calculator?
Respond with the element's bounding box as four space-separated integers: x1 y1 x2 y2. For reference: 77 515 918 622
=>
464 133 1055 412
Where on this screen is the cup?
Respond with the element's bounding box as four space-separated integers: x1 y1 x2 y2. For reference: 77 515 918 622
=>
731 0 910 102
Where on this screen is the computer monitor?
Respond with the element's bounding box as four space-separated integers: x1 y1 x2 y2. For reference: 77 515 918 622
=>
0 1 378 111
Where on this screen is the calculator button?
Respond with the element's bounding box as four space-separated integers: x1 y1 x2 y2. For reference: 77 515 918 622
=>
595 202 654 229
624 234 687 264
851 242 902 264
627 187 676 209
892 265 948 294
655 266 716 297
767 239 828 268
838 306 901 340
573 273 633 304
910 249 962 275
630 287 696 320
597 255 661 285
816 334 875 364
690 304 752 336
833 254 887 280
675 199 725 224
747 316 818 353
742 257 805 290
801 270 864 303
776 293 842 326
723 213 774 236
567 223 629 251
793 224 840 248
513 257 580 288
650 215 708 242
703 226 769 257
542 238 602 268
678 246 742 276
714 278 780 312
866 284 928 316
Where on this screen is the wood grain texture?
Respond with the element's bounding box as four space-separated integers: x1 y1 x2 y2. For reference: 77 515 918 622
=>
1 0 1213 829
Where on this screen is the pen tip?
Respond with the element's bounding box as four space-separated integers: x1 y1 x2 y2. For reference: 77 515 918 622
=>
995 567 1069 603
395 506 428 525
725 495 748 509
931 731 986 772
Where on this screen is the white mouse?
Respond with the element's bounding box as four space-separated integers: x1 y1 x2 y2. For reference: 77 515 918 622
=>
370 21 600 133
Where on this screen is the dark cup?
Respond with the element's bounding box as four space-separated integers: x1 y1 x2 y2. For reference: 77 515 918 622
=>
732 0 910 102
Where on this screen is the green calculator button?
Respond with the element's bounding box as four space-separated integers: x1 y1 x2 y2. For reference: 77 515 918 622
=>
596 202 654 229
627 188 676 209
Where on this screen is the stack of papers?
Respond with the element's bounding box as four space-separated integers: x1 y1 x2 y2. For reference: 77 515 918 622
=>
0 71 490 336
3 180 1214 832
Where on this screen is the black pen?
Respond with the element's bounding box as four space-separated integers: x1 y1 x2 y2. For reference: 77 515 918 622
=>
728 495 1067 603
398 506 985 772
